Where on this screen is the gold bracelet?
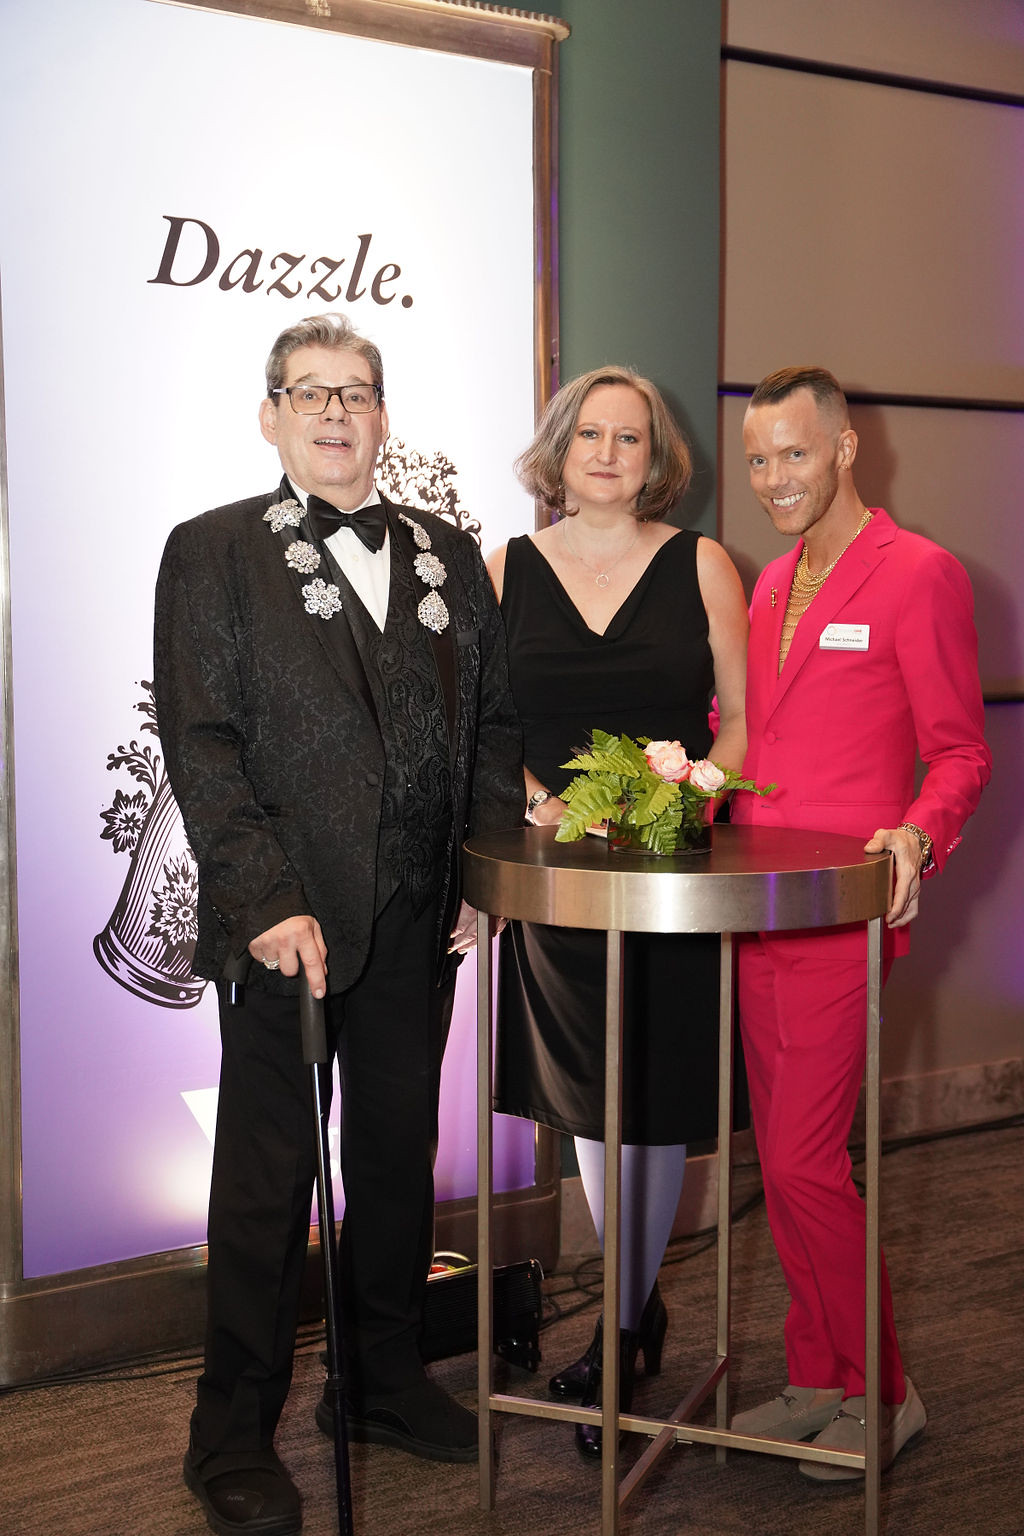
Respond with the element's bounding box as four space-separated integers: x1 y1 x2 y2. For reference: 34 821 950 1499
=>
898 821 934 872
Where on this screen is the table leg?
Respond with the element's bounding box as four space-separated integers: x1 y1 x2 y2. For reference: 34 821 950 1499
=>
715 931 735 1463
864 915 882 1534
476 908 496 1510
601 929 624 1533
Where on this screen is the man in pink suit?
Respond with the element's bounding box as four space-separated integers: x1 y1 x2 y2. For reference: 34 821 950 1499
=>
728 366 990 1480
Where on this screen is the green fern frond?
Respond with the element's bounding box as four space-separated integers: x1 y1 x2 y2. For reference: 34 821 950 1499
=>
628 778 679 826
554 776 622 841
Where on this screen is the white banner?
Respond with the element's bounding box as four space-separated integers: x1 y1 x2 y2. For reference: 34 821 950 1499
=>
0 0 538 1276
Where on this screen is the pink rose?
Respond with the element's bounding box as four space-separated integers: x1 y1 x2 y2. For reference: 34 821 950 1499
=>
643 740 692 782
689 759 727 794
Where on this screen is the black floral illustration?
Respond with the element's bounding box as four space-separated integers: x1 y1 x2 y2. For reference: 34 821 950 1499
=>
94 682 207 1009
148 853 199 951
380 440 481 544
99 789 149 854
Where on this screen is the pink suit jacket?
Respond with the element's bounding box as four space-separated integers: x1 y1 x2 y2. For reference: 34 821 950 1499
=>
730 508 991 956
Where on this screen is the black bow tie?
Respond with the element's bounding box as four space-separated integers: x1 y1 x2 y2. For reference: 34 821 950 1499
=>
307 495 387 553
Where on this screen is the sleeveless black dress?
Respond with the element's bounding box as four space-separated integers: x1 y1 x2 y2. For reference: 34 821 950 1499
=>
494 530 724 1144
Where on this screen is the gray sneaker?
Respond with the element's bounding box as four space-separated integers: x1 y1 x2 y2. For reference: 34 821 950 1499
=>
731 1385 845 1442
799 1375 927 1481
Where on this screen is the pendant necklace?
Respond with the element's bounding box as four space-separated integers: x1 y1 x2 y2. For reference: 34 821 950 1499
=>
561 518 640 589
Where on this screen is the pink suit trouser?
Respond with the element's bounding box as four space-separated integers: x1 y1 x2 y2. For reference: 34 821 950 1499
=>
738 930 906 1403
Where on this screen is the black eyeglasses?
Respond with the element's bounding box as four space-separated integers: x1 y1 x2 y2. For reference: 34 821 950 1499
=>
272 382 383 415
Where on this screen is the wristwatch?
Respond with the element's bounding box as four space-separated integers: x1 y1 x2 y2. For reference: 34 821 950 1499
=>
898 821 934 873
525 789 552 825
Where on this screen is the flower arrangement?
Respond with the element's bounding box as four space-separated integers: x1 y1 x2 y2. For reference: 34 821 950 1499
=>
555 729 774 856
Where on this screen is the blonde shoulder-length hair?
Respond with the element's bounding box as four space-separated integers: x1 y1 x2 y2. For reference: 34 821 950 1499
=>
514 365 692 521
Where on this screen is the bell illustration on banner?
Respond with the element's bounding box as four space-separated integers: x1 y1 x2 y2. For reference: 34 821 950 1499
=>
94 682 207 1009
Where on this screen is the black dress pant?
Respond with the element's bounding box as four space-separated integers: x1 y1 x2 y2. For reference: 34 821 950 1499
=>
192 886 452 1453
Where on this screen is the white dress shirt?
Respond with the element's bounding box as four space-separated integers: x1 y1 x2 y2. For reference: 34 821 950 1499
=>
290 483 390 632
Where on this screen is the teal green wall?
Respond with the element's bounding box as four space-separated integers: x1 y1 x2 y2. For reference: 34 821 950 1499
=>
552 4 722 1178
556 0 722 532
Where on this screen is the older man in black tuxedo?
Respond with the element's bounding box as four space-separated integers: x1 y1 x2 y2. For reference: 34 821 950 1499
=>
155 312 522 1536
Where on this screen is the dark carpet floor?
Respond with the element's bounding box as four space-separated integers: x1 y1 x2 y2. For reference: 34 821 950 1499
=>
2 1120 1021 1536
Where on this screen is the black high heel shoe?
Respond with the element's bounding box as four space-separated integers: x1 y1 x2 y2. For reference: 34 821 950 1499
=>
574 1327 640 1459
547 1281 668 1400
548 1317 602 1400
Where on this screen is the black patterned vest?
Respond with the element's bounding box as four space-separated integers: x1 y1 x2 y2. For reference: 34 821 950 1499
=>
322 520 454 918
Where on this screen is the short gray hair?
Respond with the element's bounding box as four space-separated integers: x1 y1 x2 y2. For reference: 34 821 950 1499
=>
265 312 384 396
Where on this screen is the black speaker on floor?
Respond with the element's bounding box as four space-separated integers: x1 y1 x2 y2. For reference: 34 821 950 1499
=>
421 1260 543 1372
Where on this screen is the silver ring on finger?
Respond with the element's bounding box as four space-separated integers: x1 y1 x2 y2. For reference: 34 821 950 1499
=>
262 957 280 971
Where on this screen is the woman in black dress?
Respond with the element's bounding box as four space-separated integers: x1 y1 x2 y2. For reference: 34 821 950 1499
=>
487 366 748 1455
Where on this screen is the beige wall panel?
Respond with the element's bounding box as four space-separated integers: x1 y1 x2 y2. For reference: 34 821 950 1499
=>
722 62 1024 402
719 395 1024 695
881 701 1021 1080
725 0 1024 98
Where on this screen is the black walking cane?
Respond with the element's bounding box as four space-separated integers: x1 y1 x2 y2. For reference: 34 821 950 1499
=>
223 954 354 1536
298 969 355 1536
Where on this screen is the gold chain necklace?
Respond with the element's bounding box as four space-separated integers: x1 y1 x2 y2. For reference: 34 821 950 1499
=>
561 518 640 589
779 509 873 673
791 508 873 596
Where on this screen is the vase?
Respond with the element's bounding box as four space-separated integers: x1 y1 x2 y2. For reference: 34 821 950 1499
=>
607 820 713 857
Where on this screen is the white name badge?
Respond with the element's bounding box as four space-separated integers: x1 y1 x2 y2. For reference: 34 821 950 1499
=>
819 622 870 651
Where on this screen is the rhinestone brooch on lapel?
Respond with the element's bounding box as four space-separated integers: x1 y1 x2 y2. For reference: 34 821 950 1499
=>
264 497 450 631
399 513 450 634
265 496 341 620
414 552 446 587
418 591 449 633
263 498 304 533
301 578 343 620
285 540 321 575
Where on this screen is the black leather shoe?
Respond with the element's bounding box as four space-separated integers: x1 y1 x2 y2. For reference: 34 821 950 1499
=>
574 1328 641 1460
548 1317 602 1400
183 1441 301 1536
316 1376 478 1463
549 1281 667 1401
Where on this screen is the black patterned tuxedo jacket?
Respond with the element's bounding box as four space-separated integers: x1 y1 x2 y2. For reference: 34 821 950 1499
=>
153 485 523 994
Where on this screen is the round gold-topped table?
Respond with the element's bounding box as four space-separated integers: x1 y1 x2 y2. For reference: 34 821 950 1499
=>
465 824 891 1535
